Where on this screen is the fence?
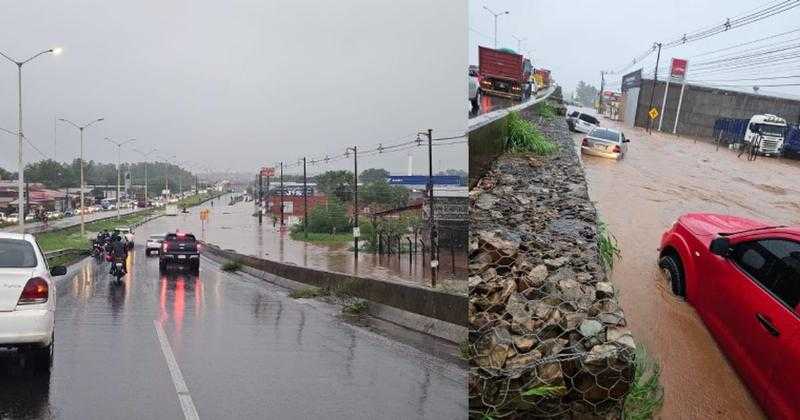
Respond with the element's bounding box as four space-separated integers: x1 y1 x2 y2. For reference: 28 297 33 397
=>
712 117 748 146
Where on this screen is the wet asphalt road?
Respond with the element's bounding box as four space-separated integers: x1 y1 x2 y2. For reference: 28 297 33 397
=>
0 221 465 419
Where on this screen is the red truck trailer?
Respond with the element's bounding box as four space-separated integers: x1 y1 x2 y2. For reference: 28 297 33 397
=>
478 46 532 101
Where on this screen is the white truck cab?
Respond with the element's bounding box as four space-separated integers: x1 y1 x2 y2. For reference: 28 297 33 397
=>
745 114 787 156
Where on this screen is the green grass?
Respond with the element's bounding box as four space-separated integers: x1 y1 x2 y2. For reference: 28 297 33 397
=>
623 347 664 420
458 340 475 360
598 221 622 271
221 260 242 272
288 287 330 299
534 101 557 119
288 230 352 244
46 250 87 267
342 299 368 315
506 111 558 155
35 210 157 254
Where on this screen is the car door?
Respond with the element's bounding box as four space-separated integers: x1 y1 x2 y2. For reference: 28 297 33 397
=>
715 237 800 416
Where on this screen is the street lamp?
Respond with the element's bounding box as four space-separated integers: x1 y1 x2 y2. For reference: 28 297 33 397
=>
59 117 104 236
512 35 526 51
160 154 176 198
0 47 62 231
133 147 157 206
483 6 510 49
105 137 136 220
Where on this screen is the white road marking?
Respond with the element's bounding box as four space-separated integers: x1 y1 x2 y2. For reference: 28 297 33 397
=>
154 320 200 420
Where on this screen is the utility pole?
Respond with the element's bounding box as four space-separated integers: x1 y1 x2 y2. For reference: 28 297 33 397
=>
302 157 308 239
105 137 135 220
345 147 359 258
420 128 437 285
646 42 662 134
258 170 263 225
483 6 509 49
279 161 284 227
598 71 606 114
59 117 104 235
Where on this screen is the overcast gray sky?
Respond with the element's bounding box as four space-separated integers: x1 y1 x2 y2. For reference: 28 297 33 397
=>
0 0 466 177
470 0 800 98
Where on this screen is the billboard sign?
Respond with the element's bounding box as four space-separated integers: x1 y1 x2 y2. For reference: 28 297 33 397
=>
670 58 688 81
260 167 275 177
423 196 468 222
621 69 642 91
386 175 462 186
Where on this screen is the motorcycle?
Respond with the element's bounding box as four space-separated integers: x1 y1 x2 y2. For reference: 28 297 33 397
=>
92 242 105 261
110 256 127 281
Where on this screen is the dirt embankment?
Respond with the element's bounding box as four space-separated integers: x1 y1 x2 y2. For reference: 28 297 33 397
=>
469 105 635 418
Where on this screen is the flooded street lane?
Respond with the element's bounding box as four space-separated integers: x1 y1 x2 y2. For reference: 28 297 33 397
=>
573 117 800 419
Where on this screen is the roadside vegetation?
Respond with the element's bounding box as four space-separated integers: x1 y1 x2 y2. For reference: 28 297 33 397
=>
289 230 351 244
534 101 557 119
288 287 329 299
35 209 157 253
597 221 622 271
506 111 558 155
221 260 242 272
623 347 664 420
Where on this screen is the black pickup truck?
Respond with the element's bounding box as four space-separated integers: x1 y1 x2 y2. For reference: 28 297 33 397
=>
158 232 200 272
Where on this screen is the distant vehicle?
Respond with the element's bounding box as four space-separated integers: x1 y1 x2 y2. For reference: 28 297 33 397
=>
63 209 75 217
745 114 787 157
533 69 552 92
580 127 629 160
468 69 480 112
567 111 600 133
782 125 800 157
658 213 800 419
478 46 532 101
145 233 166 256
0 232 68 371
159 232 200 272
165 204 178 216
6 213 18 223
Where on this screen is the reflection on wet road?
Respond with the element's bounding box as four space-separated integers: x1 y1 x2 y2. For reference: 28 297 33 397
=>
148 198 466 291
574 113 800 419
0 220 465 419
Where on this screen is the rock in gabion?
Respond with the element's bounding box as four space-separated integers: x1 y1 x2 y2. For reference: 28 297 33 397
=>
469 105 635 419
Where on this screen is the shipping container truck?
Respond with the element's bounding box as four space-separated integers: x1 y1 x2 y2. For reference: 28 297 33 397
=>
533 69 552 91
478 46 532 101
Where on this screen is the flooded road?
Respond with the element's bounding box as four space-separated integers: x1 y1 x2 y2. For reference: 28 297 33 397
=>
574 114 800 419
148 198 467 293
0 218 465 419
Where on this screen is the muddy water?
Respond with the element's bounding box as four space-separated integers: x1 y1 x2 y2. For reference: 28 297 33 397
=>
573 116 800 419
148 197 467 292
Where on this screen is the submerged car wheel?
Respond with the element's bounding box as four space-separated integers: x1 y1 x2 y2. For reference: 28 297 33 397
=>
659 254 685 297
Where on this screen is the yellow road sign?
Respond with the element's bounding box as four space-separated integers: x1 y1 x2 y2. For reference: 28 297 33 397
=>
648 107 659 120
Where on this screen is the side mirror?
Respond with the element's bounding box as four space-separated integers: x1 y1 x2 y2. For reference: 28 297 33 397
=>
623 139 631 143
709 237 732 257
50 266 67 276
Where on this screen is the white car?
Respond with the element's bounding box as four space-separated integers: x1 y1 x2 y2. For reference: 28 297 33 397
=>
146 233 166 256
567 111 600 134
0 232 67 371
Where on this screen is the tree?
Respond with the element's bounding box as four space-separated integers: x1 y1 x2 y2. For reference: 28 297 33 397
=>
359 168 390 184
304 197 351 234
314 170 353 200
575 81 599 107
360 179 409 209
0 166 17 181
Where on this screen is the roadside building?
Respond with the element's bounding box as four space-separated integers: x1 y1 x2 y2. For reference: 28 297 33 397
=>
621 71 800 138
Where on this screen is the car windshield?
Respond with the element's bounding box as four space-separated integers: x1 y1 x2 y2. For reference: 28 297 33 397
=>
0 239 38 268
590 128 620 142
166 233 196 242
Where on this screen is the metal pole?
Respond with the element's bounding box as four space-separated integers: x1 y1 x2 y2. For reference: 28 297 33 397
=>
279 162 284 226
351 147 359 258
303 157 308 239
426 128 436 286
258 170 263 225
144 160 148 206
79 128 85 235
116 145 121 220
646 43 662 134
673 64 689 134
493 15 498 48
658 67 672 131
17 64 24 230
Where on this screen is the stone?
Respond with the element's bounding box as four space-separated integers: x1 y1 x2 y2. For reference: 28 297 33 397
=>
607 327 636 351
513 335 536 352
595 282 614 298
475 193 499 210
505 350 542 371
505 293 531 325
544 256 568 269
584 344 618 365
579 319 604 337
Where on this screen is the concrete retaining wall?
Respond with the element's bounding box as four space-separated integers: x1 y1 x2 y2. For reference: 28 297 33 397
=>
200 242 467 342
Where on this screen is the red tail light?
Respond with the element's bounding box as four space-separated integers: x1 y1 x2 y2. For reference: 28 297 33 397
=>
18 277 49 305
612 145 621 153
582 138 589 146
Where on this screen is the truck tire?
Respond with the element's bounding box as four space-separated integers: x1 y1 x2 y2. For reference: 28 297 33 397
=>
659 254 685 297
159 260 167 272
191 260 200 273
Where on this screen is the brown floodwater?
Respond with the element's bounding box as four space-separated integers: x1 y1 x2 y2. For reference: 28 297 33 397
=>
573 114 800 419
146 197 466 292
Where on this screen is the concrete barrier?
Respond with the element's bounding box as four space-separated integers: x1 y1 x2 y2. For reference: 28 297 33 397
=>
201 242 467 342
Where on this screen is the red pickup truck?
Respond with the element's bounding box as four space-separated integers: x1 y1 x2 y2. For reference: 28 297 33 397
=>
658 213 799 419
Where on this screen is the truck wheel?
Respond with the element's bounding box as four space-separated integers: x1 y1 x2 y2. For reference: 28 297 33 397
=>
191 260 200 273
159 260 167 272
659 254 685 297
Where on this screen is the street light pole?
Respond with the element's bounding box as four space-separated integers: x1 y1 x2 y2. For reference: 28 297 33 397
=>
279 161 284 227
1 47 62 231
105 138 135 220
483 6 510 49
133 148 157 207
59 117 104 236
302 157 308 239
512 35 526 51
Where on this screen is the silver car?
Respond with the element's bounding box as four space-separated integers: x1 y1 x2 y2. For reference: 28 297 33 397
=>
580 127 629 160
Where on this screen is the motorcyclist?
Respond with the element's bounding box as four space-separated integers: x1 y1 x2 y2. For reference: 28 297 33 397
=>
108 236 128 275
